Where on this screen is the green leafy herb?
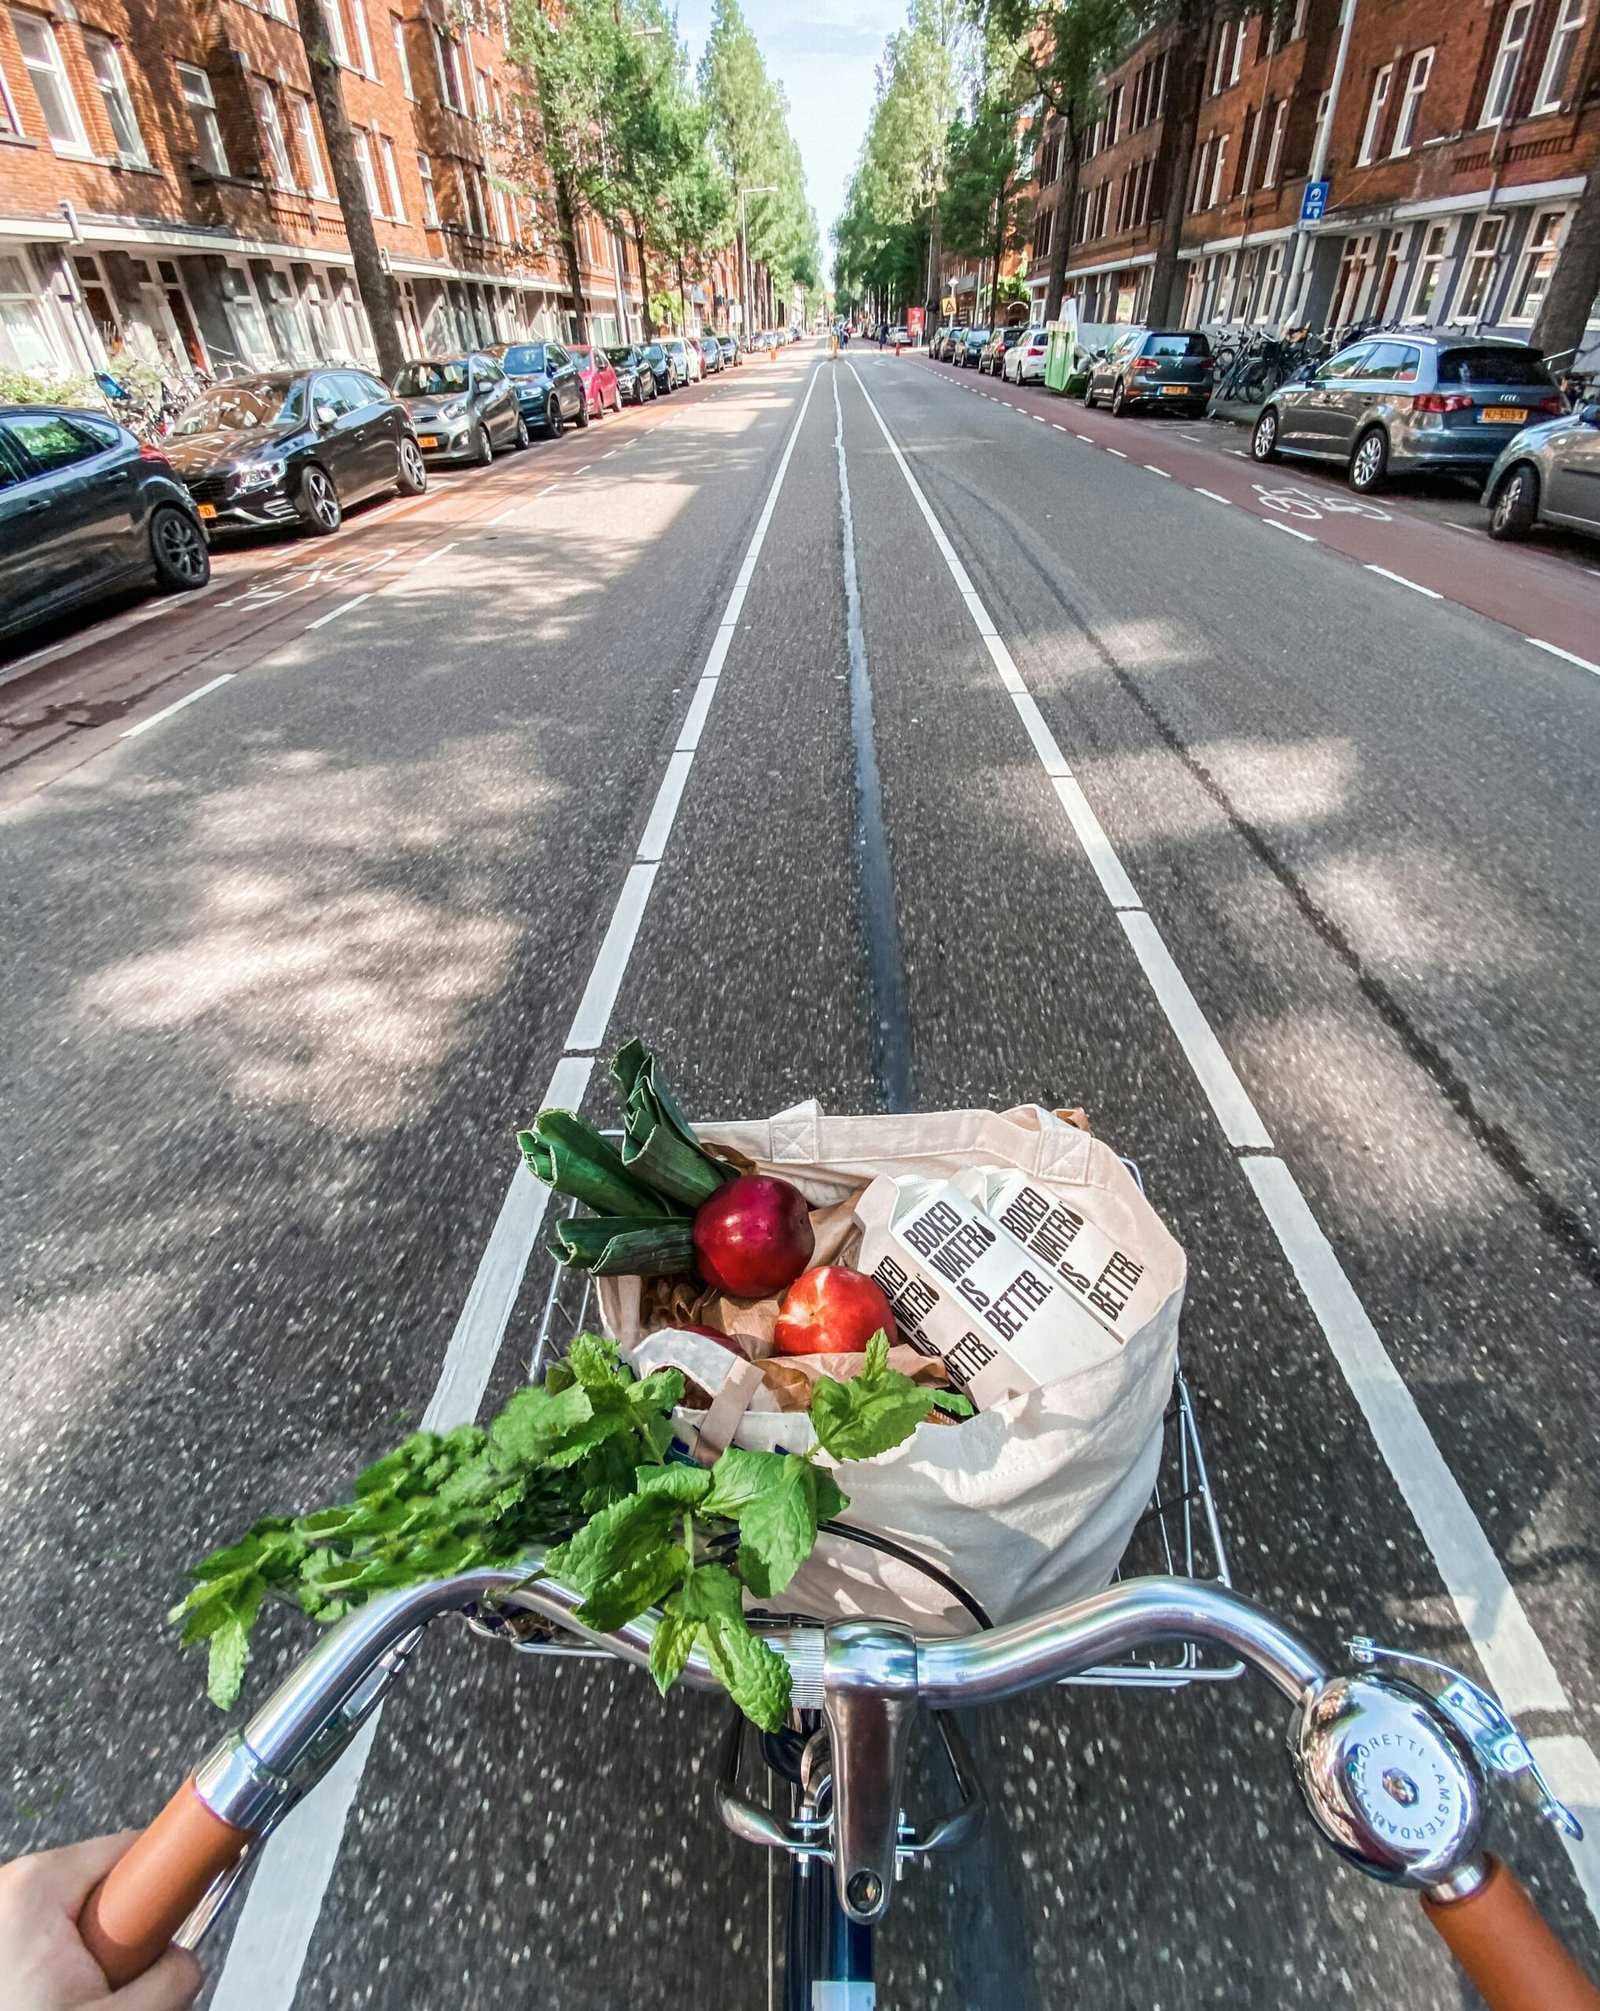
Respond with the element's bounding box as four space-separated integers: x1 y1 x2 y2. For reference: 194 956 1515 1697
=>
808 1332 941 1461
928 1390 977 1420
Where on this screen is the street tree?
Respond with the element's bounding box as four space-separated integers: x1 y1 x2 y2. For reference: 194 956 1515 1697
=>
1532 161 1600 373
939 26 1035 328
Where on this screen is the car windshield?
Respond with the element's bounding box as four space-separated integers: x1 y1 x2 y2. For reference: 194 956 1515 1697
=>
1436 347 1554 387
499 345 546 375
173 382 302 434
1144 334 1211 358
645 345 665 360
607 347 635 366
393 361 470 397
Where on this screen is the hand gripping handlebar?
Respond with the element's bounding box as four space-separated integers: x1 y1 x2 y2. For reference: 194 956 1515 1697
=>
79 1566 1598 2008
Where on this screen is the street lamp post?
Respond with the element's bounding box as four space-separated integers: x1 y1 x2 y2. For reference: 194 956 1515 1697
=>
738 184 777 338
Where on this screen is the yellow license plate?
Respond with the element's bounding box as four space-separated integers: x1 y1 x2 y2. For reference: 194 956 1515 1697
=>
1161 384 1188 395
1482 407 1526 423
197 502 217 519
418 435 439 449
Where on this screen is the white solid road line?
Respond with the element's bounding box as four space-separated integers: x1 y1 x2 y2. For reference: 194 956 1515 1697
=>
1365 564 1442 599
1194 488 1232 505
405 540 458 572
845 360 1600 1911
209 362 826 2011
1144 465 1171 478
1265 521 1316 543
1528 637 1600 677
119 672 235 739
304 591 375 629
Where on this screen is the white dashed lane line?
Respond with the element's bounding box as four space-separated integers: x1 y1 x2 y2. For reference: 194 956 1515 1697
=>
1144 464 1171 478
1365 564 1442 599
1265 521 1316 543
1105 447 1128 459
120 672 235 739
304 591 375 629
1528 637 1600 677
1194 488 1232 506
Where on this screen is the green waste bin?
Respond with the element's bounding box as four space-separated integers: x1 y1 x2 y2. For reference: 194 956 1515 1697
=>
1044 320 1073 394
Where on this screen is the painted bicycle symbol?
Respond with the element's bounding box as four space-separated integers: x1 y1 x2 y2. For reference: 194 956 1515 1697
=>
217 549 397 612
1251 483 1391 523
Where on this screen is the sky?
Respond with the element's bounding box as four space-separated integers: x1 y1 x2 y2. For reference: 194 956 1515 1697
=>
673 0 908 282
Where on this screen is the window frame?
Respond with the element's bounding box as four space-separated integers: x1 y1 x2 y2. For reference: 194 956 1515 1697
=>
1391 48 1432 155
1450 213 1507 321
379 131 405 219
290 92 329 198
1261 97 1287 187
1480 0 1534 126
1404 220 1452 321
1507 207 1566 320
9 9 90 155
253 78 295 190
417 150 439 226
83 32 148 166
390 13 414 97
347 0 377 75
176 61 229 176
1357 62 1392 164
1206 130 1228 208
351 125 382 214
1532 0 1586 111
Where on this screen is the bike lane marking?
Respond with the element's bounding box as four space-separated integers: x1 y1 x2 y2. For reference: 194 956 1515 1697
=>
118 672 234 738
206 360 827 2011
1265 520 1316 542
1365 564 1442 599
846 361 1599 1908
1529 637 1600 677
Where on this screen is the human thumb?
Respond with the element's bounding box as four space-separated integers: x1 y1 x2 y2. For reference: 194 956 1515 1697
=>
107 1944 202 2011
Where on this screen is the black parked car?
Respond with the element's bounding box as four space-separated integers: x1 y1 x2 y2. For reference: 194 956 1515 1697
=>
162 370 425 536
718 335 739 370
392 354 525 463
0 406 209 645
481 341 587 437
641 341 674 395
608 346 658 405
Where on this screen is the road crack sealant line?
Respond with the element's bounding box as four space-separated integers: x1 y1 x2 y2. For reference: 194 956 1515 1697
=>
843 360 1600 1917
206 361 826 2011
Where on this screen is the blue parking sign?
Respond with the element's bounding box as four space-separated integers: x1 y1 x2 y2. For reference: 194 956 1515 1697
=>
1300 180 1330 224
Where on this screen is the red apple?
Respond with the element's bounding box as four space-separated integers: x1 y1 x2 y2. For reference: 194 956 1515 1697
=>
773 1266 897 1357
692 1174 815 1298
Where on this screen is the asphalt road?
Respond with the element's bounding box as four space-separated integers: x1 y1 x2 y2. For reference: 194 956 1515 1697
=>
0 343 1597 2010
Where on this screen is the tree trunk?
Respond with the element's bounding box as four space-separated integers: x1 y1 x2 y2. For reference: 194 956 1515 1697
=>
1148 18 1210 326
676 256 688 333
988 182 1006 327
635 222 655 338
294 0 402 378
1531 155 1600 367
553 171 588 342
1043 141 1081 324
926 206 942 330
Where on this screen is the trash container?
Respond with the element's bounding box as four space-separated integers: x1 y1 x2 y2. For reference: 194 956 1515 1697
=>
1044 322 1072 394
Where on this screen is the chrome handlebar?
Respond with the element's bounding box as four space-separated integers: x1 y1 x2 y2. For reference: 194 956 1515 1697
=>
183 1557 1580 1936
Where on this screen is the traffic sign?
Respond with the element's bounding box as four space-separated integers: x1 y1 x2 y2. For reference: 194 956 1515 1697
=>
1300 180 1330 225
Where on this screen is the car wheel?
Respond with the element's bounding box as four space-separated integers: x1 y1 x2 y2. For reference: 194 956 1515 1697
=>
473 422 493 467
396 436 428 494
297 463 342 535
1349 426 1388 493
1082 378 1097 409
1110 378 1129 417
611 386 623 413
1251 407 1280 462
546 394 564 439
149 504 210 591
1488 463 1539 541
514 412 530 450
575 392 591 428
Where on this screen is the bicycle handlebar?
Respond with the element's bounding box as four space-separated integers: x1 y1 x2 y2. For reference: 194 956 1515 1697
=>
78 1562 1597 2007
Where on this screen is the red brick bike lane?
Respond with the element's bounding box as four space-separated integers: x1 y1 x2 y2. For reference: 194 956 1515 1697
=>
919 355 1600 682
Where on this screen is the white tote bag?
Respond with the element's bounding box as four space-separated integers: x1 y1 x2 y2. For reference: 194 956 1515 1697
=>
597 1102 1185 1637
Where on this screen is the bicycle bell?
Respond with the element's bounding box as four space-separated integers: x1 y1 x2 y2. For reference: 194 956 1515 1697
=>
1288 1671 1482 1887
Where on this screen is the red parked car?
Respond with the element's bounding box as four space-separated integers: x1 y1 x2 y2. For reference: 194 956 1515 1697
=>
566 345 621 418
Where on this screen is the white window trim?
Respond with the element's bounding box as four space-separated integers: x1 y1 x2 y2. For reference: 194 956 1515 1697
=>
291 92 329 197
352 126 382 215
253 80 294 190
0 56 18 135
1261 98 1287 187
11 10 90 156
390 13 414 98
1403 221 1452 321
1391 48 1432 155
1480 0 1533 126
84 33 149 167
418 150 438 226
1505 206 1567 320
1450 214 1506 321
348 0 376 77
175 60 229 177
324 0 351 67
1357 63 1392 164
1533 0 1586 111
379 133 405 219
1207 131 1228 208
1229 20 1245 86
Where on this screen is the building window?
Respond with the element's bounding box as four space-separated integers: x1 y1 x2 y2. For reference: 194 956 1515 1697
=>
1357 64 1391 164
1509 209 1565 318
1206 132 1228 207
390 14 414 97
1032 205 1053 258
1533 0 1586 110
1332 232 1374 324
84 34 148 166
1391 48 1432 154
253 80 294 189
1261 98 1287 186
176 62 229 176
1452 214 1505 319
1104 83 1122 145
1191 136 1211 210
1481 0 1533 124
1374 228 1409 317
418 151 438 224
351 127 382 213
473 65 491 118
348 0 376 74
379 133 405 218
1229 18 1246 87
435 28 466 109
0 251 56 369
323 0 351 66
291 93 329 197
1406 221 1451 318
1290 0 1309 38
9 11 88 152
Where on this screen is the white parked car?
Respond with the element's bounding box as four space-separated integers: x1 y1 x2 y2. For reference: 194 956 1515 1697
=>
1003 328 1050 384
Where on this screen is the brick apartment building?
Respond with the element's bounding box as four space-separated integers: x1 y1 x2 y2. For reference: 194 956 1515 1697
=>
0 0 739 385
1020 0 1600 355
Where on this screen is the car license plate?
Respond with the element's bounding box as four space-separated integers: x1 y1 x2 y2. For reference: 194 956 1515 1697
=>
418 435 439 449
1482 406 1526 424
197 502 217 519
1161 384 1187 395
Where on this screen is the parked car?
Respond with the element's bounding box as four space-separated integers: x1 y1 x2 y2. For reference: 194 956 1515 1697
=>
0 406 210 643
565 345 622 418
662 337 696 385
1003 328 1050 385
1083 328 1214 417
980 327 1025 376
392 354 524 464
608 345 658 404
954 327 990 368
718 335 739 369
1484 401 1600 542
888 324 911 347
693 335 721 375
642 341 674 394
1250 335 1564 493
481 340 587 437
163 369 425 537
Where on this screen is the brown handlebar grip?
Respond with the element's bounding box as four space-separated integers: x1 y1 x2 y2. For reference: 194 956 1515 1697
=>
78 1778 252 1987
1422 1856 1600 2011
